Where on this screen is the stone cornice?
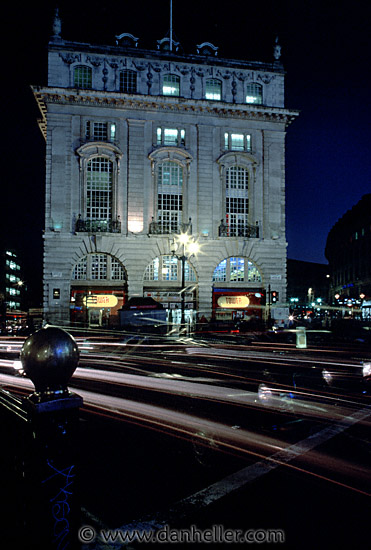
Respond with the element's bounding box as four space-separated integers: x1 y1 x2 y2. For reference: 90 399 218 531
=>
32 86 300 127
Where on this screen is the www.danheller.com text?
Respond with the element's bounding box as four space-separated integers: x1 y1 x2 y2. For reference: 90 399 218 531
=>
78 524 286 544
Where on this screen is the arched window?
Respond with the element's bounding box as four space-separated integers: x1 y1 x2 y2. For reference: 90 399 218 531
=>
163 74 180 96
72 254 126 281
157 161 183 233
226 166 249 236
74 65 92 89
212 258 261 283
144 256 196 282
120 69 137 93
205 78 222 100
246 83 263 104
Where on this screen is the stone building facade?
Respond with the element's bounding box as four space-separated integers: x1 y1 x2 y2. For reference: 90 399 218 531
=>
33 13 298 328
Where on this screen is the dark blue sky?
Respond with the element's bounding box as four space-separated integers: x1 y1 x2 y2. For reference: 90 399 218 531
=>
2 0 370 300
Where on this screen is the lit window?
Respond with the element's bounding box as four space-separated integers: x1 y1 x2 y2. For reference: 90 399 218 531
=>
246 83 262 104
120 69 137 93
205 79 222 100
86 122 116 142
163 74 180 96
86 157 113 223
224 132 251 151
162 256 178 281
212 258 261 282
226 166 249 237
157 127 185 146
230 257 244 281
144 256 196 282
74 65 92 89
72 254 125 281
157 161 183 234
213 259 227 282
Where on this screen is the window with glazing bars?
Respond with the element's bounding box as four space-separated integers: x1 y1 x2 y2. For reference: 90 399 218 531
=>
230 257 244 281
162 256 178 281
86 157 113 221
111 258 125 280
224 133 251 152
144 258 160 281
212 259 227 282
86 122 116 142
225 166 249 236
73 257 87 280
163 74 180 96
246 83 263 104
205 79 222 100
157 161 183 232
120 69 137 93
74 65 92 89
91 254 108 280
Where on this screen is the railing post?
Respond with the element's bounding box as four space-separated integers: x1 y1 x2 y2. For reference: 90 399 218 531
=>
0 327 82 549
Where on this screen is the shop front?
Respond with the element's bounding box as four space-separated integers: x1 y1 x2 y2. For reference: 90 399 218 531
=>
144 289 197 327
70 288 125 327
212 288 265 323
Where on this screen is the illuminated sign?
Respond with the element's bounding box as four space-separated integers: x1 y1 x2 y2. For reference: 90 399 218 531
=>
217 296 250 308
83 295 118 308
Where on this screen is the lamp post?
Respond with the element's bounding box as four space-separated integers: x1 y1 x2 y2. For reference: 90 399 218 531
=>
171 233 199 330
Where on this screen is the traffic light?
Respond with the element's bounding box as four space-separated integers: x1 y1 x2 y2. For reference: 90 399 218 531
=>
272 291 279 303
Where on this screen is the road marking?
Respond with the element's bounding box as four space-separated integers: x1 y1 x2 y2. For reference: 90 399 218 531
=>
118 404 371 533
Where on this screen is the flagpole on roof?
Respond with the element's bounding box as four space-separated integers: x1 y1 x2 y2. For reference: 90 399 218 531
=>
170 0 173 51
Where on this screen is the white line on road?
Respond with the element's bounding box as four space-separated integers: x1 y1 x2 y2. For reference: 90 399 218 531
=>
118 404 371 533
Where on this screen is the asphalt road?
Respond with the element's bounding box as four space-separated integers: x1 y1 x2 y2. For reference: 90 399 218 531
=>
0 331 370 548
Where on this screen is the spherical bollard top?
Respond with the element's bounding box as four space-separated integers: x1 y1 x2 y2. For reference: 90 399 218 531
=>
20 327 79 398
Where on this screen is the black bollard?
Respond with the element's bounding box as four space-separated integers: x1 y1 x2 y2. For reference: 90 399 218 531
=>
0 327 82 549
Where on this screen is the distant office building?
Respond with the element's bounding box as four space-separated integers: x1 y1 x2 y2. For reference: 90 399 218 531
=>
325 194 371 316
33 10 298 328
0 249 25 331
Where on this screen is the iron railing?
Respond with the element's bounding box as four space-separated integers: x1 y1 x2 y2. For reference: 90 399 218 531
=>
218 219 259 238
75 216 121 233
148 217 192 235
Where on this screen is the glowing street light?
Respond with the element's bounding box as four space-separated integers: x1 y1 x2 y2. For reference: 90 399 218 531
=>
172 233 200 329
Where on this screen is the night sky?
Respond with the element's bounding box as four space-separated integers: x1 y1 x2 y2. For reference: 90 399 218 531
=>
2 0 370 305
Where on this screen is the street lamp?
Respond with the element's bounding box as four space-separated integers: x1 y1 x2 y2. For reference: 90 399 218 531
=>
171 233 200 329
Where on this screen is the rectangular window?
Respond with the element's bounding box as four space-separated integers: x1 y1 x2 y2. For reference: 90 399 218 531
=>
120 69 137 93
205 79 222 100
157 127 185 146
224 132 251 152
226 167 249 237
86 157 113 222
162 256 178 281
91 254 107 280
246 83 263 104
163 74 180 96
86 122 116 142
73 257 87 280
74 66 92 89
157 161 183 233
230 257 245 282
